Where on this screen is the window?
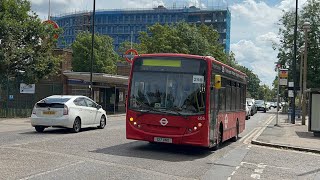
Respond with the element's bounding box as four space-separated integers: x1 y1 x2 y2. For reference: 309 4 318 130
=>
231 83 236 111
74 98 86 106
84 98 96 108
226 80 231 111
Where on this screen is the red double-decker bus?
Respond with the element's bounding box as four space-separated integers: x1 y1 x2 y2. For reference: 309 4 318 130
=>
126 53 247 149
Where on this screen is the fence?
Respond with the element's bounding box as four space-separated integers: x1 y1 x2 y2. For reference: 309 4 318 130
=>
0 79 63 118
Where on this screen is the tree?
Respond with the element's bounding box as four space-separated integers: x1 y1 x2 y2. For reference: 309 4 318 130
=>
118 41 147 56
276 0 320 88
138 22 228 63
0 0 62 83
71 32 118 74
235 65 261 99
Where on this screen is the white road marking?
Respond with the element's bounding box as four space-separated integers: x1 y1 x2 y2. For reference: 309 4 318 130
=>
19 161 84 180
254 169 264 173
227 177 231 180
240 162 290 170
251 174 261 179
2 146 196 180
231 171 236 176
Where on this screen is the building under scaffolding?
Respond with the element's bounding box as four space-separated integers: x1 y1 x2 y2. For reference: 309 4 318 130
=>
52 5 231 53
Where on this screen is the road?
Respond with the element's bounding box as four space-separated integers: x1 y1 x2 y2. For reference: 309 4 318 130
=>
1 110 320 180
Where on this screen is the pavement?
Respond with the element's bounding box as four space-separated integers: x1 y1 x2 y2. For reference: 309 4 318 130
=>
252 113 320 153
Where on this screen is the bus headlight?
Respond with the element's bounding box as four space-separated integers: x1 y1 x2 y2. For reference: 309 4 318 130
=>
193 126 198 130
130 117 134 122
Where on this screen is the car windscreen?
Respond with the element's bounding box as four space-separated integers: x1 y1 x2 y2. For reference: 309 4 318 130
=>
255 100 264 104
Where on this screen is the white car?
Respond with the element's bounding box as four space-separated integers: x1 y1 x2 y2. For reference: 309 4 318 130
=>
246 102 251 120
31 95 107 133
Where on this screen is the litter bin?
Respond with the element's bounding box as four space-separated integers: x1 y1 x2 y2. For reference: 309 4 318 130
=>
307 89 320 137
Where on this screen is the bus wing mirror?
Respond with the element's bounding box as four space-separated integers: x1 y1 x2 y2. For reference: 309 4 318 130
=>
214 75 221 89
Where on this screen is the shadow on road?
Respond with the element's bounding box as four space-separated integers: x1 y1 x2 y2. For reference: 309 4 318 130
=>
91 141 214 162
20 127 98 135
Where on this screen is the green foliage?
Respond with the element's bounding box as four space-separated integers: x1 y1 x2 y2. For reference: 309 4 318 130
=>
276 0 320 88
136 22 262 97
118 41 147 56
257 84 274 101
235 65 261 99
0 0 62 84
138 22 228 63
71 32 119 74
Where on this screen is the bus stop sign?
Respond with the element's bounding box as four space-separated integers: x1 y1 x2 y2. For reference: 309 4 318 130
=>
124 49 138 63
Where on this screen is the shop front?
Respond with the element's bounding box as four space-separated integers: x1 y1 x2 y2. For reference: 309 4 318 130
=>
63 72 128 114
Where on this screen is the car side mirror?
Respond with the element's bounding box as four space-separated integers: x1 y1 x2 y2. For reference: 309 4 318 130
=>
97 105 102 109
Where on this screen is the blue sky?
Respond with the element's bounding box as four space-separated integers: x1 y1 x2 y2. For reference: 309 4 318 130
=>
30 0 308 87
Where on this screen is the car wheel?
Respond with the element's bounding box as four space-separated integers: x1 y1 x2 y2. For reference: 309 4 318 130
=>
246 115 249 120
98 115 106 129
264 109 266 113
71 118 81 133
35 126 45 133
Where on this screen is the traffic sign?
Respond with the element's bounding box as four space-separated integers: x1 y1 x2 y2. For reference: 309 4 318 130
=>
124 49 138 63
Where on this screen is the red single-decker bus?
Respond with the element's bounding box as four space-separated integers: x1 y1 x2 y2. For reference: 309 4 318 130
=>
126 53 247 149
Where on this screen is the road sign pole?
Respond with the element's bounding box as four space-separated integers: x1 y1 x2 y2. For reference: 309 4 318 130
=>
276 67 280 126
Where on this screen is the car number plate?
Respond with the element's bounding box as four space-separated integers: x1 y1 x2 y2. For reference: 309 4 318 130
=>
43 111 55 115
154 137 172 143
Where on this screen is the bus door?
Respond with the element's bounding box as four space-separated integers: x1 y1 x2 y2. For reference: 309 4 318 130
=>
209 75 220 145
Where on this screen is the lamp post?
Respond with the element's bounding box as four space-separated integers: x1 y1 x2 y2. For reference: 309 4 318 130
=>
298 45 304 115
302 21 311 125
291 0 298 124
90 0 96 99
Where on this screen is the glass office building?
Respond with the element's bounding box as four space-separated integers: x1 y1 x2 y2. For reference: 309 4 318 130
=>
52 6 231 53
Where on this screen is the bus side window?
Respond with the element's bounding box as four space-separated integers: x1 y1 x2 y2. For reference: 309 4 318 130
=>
219 78 226 111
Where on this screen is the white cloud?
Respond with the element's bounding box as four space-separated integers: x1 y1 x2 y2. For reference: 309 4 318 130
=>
256 32 280 46
229 0 288 86
277 0 308 12
231 40 277 86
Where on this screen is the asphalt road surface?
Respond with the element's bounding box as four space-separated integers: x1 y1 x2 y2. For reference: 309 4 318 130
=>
1 110 320 180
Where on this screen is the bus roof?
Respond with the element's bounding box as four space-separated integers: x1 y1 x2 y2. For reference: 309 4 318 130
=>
133 53 247 78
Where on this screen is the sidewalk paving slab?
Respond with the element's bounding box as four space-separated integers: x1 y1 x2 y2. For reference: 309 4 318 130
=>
252 113 320 154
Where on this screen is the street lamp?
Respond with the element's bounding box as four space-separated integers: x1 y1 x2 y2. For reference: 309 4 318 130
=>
298 44 304 114
302 21 311 125
90 0 96 99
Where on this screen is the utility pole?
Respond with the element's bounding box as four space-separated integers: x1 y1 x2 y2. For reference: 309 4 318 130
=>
302 21 310 125
276 65 280 126
90 0 96 99
48 0 51 20
291 0 298 124
298 46 304 115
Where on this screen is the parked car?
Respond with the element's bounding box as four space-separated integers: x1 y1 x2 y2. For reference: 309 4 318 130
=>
246 98 257 116
245 102 251 120
266 102 272 110
31 95 107 133
255 100 267 113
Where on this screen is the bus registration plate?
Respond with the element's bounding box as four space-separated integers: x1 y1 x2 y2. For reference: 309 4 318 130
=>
154 137 172 143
